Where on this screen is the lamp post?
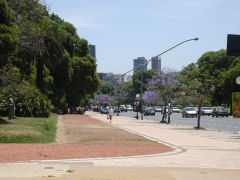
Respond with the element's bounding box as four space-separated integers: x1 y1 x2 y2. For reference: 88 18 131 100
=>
140 37 199 120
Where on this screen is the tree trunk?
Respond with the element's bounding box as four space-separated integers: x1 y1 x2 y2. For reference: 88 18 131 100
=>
197 104 201 129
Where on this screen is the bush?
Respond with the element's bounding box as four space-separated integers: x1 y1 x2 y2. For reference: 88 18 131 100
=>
0 65 53 117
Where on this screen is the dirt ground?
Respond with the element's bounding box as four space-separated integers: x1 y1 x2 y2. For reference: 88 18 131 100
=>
0 114 173 162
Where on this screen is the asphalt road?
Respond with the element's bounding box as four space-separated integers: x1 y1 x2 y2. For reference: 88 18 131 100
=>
118 111 240 133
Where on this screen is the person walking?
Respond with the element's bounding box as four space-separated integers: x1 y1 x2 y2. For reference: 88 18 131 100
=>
108 106 114 123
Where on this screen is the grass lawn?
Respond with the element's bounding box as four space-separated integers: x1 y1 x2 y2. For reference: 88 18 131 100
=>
0 114 58 143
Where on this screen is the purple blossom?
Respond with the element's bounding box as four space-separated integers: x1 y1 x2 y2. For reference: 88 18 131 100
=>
142 90 160 105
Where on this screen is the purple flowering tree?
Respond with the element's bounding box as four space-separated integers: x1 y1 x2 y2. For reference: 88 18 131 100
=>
90 94 111 109
147 69 178 123
142 90 160 106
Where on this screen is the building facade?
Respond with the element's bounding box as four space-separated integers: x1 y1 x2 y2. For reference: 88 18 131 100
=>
133 57 147 73
151 56 161 70
98 73 132 84
89 44 96 58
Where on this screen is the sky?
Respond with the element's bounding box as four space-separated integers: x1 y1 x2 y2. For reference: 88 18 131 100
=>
47 0 240 75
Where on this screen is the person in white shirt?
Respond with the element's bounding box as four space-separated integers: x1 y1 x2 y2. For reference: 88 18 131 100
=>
108 106 114 123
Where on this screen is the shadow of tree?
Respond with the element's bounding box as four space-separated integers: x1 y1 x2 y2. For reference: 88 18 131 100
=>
0 117 11 125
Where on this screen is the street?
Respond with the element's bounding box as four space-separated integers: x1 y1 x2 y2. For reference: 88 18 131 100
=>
119 111 240 133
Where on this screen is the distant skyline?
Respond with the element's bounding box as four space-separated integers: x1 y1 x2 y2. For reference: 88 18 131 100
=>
47 0 240 74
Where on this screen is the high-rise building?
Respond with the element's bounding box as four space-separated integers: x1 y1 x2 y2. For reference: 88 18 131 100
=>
89 44 96 58
133 57 147 73
151 56 161 70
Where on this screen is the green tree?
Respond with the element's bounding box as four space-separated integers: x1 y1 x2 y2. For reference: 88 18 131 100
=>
0 0 19 68
222 57 240 112
68 55 101 107
196 49 234 106
98 81 114 95
177 63 213 129
132 69 157 94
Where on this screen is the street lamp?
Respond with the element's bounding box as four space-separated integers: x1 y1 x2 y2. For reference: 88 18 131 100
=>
140 37 199 120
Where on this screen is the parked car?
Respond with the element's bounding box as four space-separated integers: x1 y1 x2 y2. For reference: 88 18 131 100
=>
120 105 127 112
154 106 162 112
212 107 229 117
182 107 197 118
171 107 181 113
126 105 133 111
100 108 109 114
144 107 155 116
200 107 213 116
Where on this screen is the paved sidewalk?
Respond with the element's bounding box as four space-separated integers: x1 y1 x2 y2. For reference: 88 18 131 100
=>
61 111 239 169
1 111 240 179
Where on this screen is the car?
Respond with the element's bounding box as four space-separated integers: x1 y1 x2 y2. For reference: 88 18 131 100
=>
144 107 155 116
171 107 181 113
120 105 127 112
200 107 212 116
212 107 229 117
154 106 162 112
126 105 133 111
100 108 109 114
182 107 197 118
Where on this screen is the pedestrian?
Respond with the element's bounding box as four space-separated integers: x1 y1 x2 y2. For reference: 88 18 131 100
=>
108 106 114 123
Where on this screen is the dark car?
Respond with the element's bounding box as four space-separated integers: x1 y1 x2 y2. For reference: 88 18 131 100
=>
100 108 109 114
212 107 228 117
200 107 212 116
144 107 155 116
182 107 197 118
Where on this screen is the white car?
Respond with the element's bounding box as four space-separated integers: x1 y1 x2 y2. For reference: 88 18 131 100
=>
171 107 181 113
200 107 213 116
126 105 133 111
182 107 197 118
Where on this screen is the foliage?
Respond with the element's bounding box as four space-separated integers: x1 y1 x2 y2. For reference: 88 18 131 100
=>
132 69 157 94
90 94 111 106
97 81 114 95
147 69 177 105
1 0 100 116
196 49 235 105
0 114 58 143
0 0 19 67
177 63 214 128
0 65 53 117
142 90 160 106
68 56 101 107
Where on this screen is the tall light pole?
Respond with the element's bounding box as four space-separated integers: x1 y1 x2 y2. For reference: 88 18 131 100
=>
140 37 199 120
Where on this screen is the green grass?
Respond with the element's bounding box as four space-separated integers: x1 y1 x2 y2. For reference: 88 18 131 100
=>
78 138 154 143
0 114 58 143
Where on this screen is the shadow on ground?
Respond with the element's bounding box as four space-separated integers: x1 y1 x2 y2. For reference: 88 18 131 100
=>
0 117 11 125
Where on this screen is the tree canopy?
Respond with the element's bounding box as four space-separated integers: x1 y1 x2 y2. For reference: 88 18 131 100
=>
0 0 100 116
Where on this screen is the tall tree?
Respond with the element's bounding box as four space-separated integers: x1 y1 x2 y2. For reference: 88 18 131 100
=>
68 55 101 107
196 50 234 105
0 0 19 68
177 63 214 129
147 69 177 123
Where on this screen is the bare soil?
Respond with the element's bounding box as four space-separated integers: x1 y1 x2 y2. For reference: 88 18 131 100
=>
0 114 173 163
